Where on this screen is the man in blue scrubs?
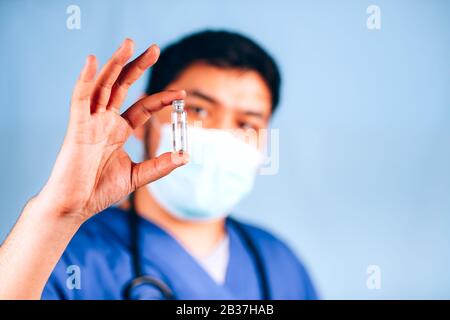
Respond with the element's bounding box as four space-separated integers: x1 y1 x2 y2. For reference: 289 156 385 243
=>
42 30 318 300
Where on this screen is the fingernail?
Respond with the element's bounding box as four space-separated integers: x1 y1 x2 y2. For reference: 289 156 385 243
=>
149 44 160 53
171 152 189 165
120 38 133 50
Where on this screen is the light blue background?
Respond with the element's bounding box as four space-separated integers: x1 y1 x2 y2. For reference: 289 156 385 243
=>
0 0 449 299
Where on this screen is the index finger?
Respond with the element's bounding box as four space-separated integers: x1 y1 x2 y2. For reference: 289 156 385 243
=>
70 55 98 122
121 90 186 129
107 44 160 113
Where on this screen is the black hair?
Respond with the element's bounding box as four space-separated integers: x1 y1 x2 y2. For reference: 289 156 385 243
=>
146 30 281 113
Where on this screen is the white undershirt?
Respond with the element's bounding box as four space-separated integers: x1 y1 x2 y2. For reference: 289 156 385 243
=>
195 235 230 285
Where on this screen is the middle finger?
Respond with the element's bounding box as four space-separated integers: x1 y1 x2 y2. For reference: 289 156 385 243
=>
106 44 160 113
90 38 134 113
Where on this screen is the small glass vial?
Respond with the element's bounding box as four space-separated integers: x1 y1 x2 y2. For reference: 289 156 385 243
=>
171 99 188 153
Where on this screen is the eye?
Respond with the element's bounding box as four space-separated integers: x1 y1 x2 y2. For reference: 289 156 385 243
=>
186 105 208 118
238 121 254 130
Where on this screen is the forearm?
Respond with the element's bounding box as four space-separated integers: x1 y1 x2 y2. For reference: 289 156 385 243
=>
0 40 183 300
0 195 83 300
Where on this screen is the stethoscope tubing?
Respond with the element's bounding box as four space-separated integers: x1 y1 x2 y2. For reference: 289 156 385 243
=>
123 193 271 300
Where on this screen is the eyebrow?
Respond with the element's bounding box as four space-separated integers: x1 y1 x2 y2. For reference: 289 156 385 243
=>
188 90 219 105
243 110 265 119
188 89 266 119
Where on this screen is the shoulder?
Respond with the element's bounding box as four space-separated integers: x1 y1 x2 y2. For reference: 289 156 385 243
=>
42 207 132 300
61 206 132 265
230 218 298 260
229 218 318 299
73 206 131 245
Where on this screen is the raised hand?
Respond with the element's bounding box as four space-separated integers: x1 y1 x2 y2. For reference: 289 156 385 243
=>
40 39 187 222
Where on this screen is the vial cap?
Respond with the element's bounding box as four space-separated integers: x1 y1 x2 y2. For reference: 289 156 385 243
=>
172 99 185 111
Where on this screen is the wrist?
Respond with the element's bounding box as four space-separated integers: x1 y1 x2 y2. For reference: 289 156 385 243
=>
26 192 86 228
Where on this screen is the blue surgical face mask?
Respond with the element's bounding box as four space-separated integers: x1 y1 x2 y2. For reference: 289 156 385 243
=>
147 124 262 221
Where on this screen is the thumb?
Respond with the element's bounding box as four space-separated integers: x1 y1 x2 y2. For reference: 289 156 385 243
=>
132 152 189 189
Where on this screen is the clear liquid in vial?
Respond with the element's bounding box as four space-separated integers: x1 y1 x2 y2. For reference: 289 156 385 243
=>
171 99 187 153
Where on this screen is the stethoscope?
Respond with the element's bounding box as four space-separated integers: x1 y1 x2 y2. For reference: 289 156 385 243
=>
122 192 271 300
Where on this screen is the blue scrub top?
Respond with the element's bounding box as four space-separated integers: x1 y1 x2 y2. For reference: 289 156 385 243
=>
42 207 317 300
